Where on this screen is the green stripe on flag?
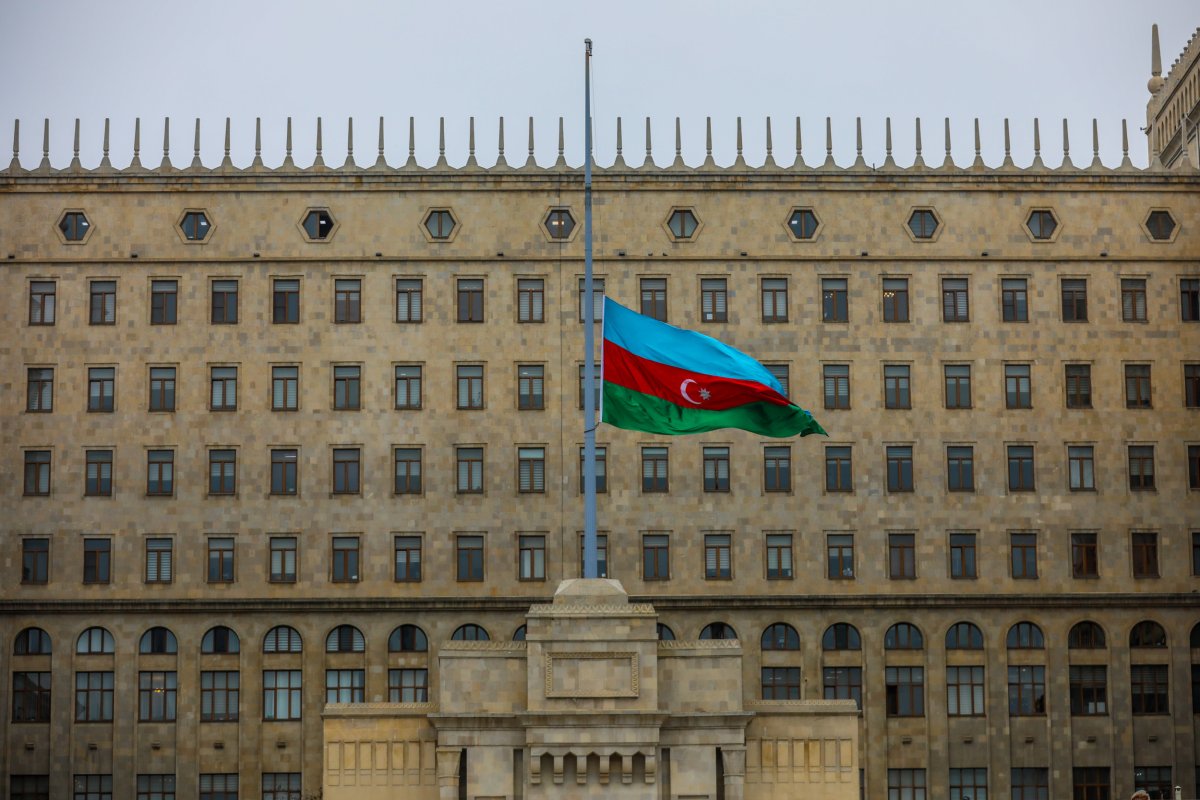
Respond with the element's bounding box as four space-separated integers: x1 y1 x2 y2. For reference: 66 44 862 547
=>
602 382 825 438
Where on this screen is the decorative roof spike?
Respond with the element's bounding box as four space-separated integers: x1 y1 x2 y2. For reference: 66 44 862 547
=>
913 117 924 167
735 116 745 165
793 116 803 169
1031 118 1043 168
764 116 776 168
673 116 683 167
885 117 892 158
971 118 985 168
8 118 19 172
495 116 507 167
343 117 354 168
191 117 202 169
1090 118 1102 168
612 116 624 168
99 117 111 168
1148 24 1164 93
852 116 865 168
71 118 81 169
1002 118 1013 166
407 116 416 168
705 116 713 160
466 116 477 167
435 116 446 167
556 116 566 167
1120 119 1133 167
252 117 262 167
221 117 232 168
159 116 171 170
821 116 835 168
526 116 535 168
313 116 325 168
38 117 51 171
942 117 953 168
645 116 652 168
1060 118 1073 168
132 117 141 167
283 116 294 168
375 116 386 168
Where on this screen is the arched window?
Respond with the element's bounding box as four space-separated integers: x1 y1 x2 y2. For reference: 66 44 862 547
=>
699 622 738 641
1129 620 1167 649
945 622 983 650
451 624 489 642
657 623 676 641
822 623 862 651
388 625 428 653
139 627 178 654
14 627 51 655
201 626 240 654
1067 621 1106 650
263 625 303 653
884 623 923 650
512 625 527 642
326 625 365 653
761 623 800 651
1191 622 1200 649
77 627 115 654
1006 622 1044 650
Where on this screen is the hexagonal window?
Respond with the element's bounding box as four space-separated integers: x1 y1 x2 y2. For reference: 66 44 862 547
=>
1026 210 1058 240
59 211 90 242
788 209 819 240
180 211 211 241
907 209 938 239
302 209 334 240
667 209 699 240
424 209 456 240
544 208 576 240
1146 210 1176 241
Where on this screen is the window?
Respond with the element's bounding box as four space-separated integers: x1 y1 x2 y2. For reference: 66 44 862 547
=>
821 277 848 322
761 278 787 322
885 623 924 649
262 670 302 720
198 671 240 724
1182 278 1200 321
272 279 299 324
1062 278 1088 321
392 365 422 409
83 539 111 584
207 537 235 583
456 534 484 581
333 366 361 410
198 773 236 800
946 666 985 716
139 627 177 654
517 278 544 322
887 769 927 800
765 532 793 579
946 446 974 492
210 280 237 324
21 539 49 584
764 446 791 492
761 667 801 700
1072 768 1109 800
147 450 174 496
85 450 113 496
29 280 56 325
268 537 297 583
150 279 177 325
1012 768 1049 800
1185 364 1200 408
882 277 909 322
388 668 429 702
643 533 670 580
1145 209 1177 240
1066 446 1095 491
885 667 924 716
667 209 698 239
389 624 428 652
884 364 911 408
889 533 916 579
641 447 668 492
74 775 113 800
1131 531 1159 578
1125 364 1152 408
332 448 360 494
26 367 53 412
264 366 297 412
702 447 730 492
1191 445 1200 491
518 447 545 493
270 449 298 495
457 365 484 409
1194 532 1200 576
578 276 605 322
149 367 175 411
1008 665 1046 715
579 446 607 494
456 447 483 493
262 627 302 654
519 534 546 580
1005 364 1032 409
1133 766 1172 800
145 538 173 583
334 278 360 323
12 672 51 722
75 672 114 721
325 669 365 703
24 450 50 496
10 775 50 800
949 769 987 800
942 364 971 409
946 622 984 650
424 208 455 239
391 448 422 495
886 445 913 492
1121 278 1147 322
823 364 850 409
138 671 177 721
1065 364 1092 408
827 534 855 579
395 278 423 322
699 622 737 641
1071 532 1099 578
908 208 939 238
822 623 862 651
823 667 862 709
640 277 667 321
1131 664 1170 714
392 534 422 582
206 449 235 495
1128 445 1155 491
657 624 675 641
330 537 360 583
1007 622 1045 649
89 281 116 325
451 624 489 641
1002 277 1029 321
766 364 790 396
1007 445 1035 491
517 365 544 410
704 533 731 579
76 627 114 654
1069 665 1107 716
208 366 238 411
579 533 609 578
457 278 484 322
701 278 727 322
88 367 115 412
180 210 211 240
1010 532 1038 578
201 626 240 654
949 532 977 578
942 278 969 322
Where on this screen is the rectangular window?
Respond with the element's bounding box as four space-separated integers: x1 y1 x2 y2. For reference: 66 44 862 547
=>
1072 767 1109 800
519 534 546 581
518 447 545 493
882 277 909 322
702 278 728 322
394 365 422 409
26 367 53 412
1012 769 1049 800
200 671 239 722
642 533 670 580
946 666 985 716
1062 278 1088 321
1193 532 1200 577
394 535 422 582
21 538 49 584
11 774 50 800
1186 364 1200 408
29 280 56 325
269 536 297 583
887 769 927 800
198 773 237 800
147 450 174 496
822 277 848 322
1128 445 1155 491
827 533 855 579
823 445 852 492
766 363 790 397
1131 531 1159 578
12 672 52 723
765 532 793 580
1130 664 1169 714
1133 767 1172 800
1010 532 1038 579
947 445 975 492
641 447 668 492
1005 364 1032 408
1065 364 1092 408
579 446 607 494
24 450 51 496
332 448 360 494
388 669 429 702
942 277 969 322
271 449 298 495
150 279 177 325
75 671 114 721
1121 278 1147 322
88 367 115 412
949 532 977 579
1008 665 1046 715
764 446 791 492
1007 445 1035 491
517 278 544 323
73 773 114 800
949 769 987 800
270 366 299 411
1002 277 1029 321
1125 364 1152 408
640 277 667 321
578 276 605 322
886 445 914 492
208 449 236 495
85 450 113 496
262 670 302 720
207 537 235 583
704 532 732 579
137 774 175 800
456 447 483 493
823 364 850 409
325 669 365 703
517 364 544 410
211 279 238 324
1182 278 1200 321
456 534 484 581
578 532 609 578
888 532 916 579
1190 445 1200 491
883 364 911 409
1069 665 1107 715
396 278 423 323
761 667 801 700
138 671 177 721
577 364 602 410
272 279 299 324
89 280 116 325
761 277 788 322
334 278 361 323
944 364 972 409
145 538 173 584
703 447 730 492
83 539 111 584
394 448 422 494
262 774 300 800
333 366 361 410
149 367 176 412
457 278 484 322
209 366 237 411
1068 446 1095 491
1071 532 1099 578
822 666 862 709
885 667 924 716
457 365 484 409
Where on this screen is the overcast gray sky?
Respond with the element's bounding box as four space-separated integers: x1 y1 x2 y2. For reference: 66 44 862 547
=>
2 0 1197 169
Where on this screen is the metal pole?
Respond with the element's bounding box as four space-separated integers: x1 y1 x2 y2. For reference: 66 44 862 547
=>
581 38 599 579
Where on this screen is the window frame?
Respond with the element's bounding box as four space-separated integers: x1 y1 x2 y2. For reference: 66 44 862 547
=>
456 277 484 323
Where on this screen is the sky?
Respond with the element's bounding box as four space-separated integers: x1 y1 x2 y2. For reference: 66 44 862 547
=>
1 0 1197 170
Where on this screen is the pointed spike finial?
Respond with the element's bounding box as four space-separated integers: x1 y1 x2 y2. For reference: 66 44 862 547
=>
1033 118 1041 157
1091 118 1100 163
192 117 201 167
224 118 231 158
705 117 713 159
615 116 623 158
1121 119 1130 159
316 116 324 156
645 116 652 165
437 117 445 160
468 116 476 164
825 116 832 157
914 117 923 158
378 116 385 158
526 116 535 167
1148 23 1164 93
943 117 952 161
674 117 681 159
408 116 416 163
252 117 262 166
736 116 744 159
557 116 565 160
1003 118 1011 159
160 116 170 169
347 117 354 158
72 118 81 167
9 118 19 171
497 116 505 161
285 116 293 159
855 117 862 158
1062 118 1070 158
885 117 893 158
765 116 773 159
100 117 111 167
40 118 50 170
795 116 802 161
973 118 981 158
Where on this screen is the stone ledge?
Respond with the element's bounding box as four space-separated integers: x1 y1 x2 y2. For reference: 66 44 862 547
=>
527 603 657 618
658 639 742 651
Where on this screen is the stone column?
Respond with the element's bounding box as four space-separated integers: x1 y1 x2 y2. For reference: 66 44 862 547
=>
436 746 461 800
722 746 747 800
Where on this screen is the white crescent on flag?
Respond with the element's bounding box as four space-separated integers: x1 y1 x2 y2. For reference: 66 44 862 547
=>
679 378 703 405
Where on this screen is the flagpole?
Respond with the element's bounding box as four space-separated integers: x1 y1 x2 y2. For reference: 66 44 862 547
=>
581 38 600 579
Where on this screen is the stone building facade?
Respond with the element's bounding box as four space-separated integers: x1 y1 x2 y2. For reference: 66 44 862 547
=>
2 27 1199 800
